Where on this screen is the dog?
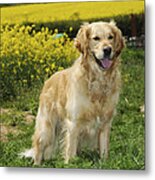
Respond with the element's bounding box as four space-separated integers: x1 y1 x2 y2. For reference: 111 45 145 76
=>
21 21 125 165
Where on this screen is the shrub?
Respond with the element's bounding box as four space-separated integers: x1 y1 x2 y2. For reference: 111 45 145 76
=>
0 25 79 100
17 13 144 39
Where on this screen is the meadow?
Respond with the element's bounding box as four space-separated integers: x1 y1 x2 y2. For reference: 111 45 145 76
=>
0 1 145 169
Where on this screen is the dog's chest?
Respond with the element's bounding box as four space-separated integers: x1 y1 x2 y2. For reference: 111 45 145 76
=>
66 72 120 121
88 73 118 103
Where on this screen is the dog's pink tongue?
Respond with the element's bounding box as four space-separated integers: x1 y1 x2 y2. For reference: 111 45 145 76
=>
101 59 112 69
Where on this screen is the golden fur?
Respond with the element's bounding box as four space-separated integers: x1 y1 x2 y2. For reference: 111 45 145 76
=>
21 21 125 165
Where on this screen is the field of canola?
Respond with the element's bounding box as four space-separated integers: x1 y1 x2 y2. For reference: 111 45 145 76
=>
1 1 144 25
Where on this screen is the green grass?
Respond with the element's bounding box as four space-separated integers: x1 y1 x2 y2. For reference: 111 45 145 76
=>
0 48 145 169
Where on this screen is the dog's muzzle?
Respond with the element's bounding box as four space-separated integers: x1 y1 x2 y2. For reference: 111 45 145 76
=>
92 48 113 70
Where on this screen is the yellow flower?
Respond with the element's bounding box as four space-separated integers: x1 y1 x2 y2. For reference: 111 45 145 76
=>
51 63 55 69
18 61 21 67
69 27 73 32
58 67 64 71
15 50 19 55
45 68 50 73
54 29 58 34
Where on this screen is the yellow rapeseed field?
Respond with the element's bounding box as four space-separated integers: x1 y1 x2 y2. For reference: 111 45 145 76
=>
1 1 144 25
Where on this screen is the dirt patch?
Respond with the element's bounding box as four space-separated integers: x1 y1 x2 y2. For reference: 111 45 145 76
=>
23 111 35 124
0 108 35 124
0 108 35 142
0 108 11 115
0 124 19 142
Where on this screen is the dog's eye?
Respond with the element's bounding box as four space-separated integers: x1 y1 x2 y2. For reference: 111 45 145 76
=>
108 35 114 40
93 36 100 41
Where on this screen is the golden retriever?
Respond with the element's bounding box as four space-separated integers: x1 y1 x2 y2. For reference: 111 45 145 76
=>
21 21 125 165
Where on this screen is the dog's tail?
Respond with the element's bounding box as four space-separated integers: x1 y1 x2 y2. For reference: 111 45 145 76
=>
19 148 35 159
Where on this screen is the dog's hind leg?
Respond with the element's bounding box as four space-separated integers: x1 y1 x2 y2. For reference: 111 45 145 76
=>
43 121 56 161
32 106 56 165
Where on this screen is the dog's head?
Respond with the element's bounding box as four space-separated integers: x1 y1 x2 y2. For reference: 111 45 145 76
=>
75 21 125 70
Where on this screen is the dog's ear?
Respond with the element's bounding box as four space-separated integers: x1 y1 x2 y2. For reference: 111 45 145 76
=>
74 23 90 57
110 21 125 57
115 29 125 57
109 19 116 26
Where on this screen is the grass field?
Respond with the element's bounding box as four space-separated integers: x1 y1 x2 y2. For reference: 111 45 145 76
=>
1 1 144 25
0 48 145 169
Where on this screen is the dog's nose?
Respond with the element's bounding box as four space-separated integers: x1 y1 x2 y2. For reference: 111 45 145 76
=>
103 47 112 57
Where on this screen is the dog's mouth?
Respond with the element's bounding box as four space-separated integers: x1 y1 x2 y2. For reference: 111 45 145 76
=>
93 53 113 70
99 58 113 69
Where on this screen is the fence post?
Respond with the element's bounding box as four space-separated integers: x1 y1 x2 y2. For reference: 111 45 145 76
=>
131 13 137 37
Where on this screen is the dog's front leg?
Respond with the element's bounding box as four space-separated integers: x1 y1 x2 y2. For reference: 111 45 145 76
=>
98 108 116 160
64 119 79 163
98 121 112 160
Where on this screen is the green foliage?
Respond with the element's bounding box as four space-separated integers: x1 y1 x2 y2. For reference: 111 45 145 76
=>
20 13 144 39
